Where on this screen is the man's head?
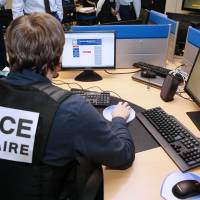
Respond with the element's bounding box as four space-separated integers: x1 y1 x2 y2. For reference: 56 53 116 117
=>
5 13 65 75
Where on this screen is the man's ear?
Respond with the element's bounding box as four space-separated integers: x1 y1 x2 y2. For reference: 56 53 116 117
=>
52 62 61 78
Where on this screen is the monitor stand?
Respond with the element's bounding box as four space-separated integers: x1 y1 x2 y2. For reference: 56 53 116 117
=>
186 111 200 131
75 70 102 82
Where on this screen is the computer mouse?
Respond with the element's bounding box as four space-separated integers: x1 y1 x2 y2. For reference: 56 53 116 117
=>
102 105 135 123
172 180 200 199
140 70 156 78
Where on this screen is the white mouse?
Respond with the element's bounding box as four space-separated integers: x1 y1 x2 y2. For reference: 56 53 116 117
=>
103 105 135 123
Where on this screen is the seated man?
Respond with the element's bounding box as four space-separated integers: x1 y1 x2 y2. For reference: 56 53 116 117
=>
0 13 135 200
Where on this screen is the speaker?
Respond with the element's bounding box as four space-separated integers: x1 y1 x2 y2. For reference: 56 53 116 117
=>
160 73 181 102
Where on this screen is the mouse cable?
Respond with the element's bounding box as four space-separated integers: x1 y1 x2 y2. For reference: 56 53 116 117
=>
104 69 141 75
53 80 122 99
86 86 122 99
52 80 84 90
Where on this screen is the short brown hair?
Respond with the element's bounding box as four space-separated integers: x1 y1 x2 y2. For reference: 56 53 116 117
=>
5 13 65 74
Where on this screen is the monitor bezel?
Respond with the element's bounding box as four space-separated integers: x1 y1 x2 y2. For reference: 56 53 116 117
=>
184 50 200 107
61 31 116 70
182 0 200 13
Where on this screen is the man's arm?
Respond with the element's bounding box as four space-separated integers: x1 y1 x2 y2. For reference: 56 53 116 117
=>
12 0 25 19
55 0 63 21
74 99 135 169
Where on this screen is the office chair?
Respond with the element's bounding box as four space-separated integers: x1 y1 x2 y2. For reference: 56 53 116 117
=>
59 157 103 200
76 157 103 200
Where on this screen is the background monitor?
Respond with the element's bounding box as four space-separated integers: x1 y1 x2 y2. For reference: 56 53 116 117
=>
182 0 200 13
166 12 200 56
62 31 116 81
185 50 200 130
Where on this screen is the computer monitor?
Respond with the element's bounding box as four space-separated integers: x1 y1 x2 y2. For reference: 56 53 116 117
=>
166 12 200 56
182 0 200 13
184 50 200 130
62 31 116 81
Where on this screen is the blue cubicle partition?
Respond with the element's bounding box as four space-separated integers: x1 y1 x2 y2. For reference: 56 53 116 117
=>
187 26 200 48
148 10 179 62
148 10 167 23
71 24 169 39
182 26 200 74
71 24 170 68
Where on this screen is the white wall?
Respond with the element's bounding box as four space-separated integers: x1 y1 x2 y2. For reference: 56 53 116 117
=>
165 0 189 13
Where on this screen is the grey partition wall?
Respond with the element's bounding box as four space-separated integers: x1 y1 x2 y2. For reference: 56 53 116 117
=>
116 36 168 68
148 10 179 63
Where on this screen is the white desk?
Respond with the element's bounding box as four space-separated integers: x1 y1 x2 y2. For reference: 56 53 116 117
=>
57 69 200 200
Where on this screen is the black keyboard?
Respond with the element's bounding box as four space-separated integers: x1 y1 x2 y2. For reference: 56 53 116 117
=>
133 62 171 78
71 89 110 107
137 107 200 171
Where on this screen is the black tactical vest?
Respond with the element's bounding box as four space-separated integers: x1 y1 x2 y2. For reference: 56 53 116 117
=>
0 80 73 200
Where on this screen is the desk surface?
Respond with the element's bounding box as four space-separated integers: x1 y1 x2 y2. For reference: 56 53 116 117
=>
56 69 200 200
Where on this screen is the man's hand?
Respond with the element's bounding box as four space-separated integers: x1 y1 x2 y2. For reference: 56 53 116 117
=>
112 102 131 121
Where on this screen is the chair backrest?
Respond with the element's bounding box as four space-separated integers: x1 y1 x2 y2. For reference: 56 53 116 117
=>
139 8 150 24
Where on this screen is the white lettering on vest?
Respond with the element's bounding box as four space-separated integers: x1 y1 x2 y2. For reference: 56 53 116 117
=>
0 106 39 163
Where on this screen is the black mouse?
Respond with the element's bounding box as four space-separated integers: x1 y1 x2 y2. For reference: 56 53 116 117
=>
140 70 156 78
172 180 200 199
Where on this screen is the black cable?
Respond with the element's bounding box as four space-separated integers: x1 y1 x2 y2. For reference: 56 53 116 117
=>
53 81 122 99
104 90 122 99
53 80 84 90
104 69 141 75
86 86 104 92
67 82 84 90
175 63 185 70
176 92 193 102
86 86 122 99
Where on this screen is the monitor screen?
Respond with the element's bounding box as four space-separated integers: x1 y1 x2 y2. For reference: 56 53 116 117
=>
182 0 200 12
185 50 200 130
62 31 116 81
185 50 200 107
